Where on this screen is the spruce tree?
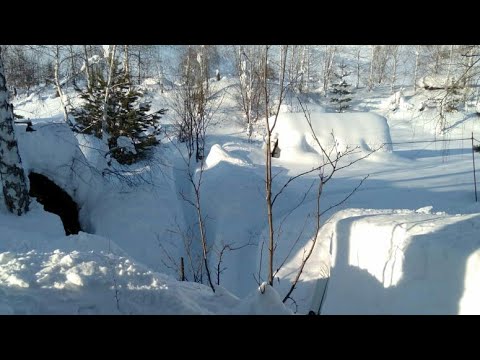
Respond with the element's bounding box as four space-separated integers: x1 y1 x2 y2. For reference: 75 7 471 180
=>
330 62 352 112
71 60 166 165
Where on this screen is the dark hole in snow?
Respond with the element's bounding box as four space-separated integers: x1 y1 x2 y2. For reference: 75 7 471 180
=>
28 172 82 235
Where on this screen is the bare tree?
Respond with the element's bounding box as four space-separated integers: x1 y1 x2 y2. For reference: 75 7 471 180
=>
368 45 376 91
101 45 117 145
29 45 79 127
280 100 378 305
321 45 336 95
82 45 93 92
2 46 41 95
354 46 363 89
164 130 216 292
263 45 289 286
123 45 130 81
235 45 264 132
413 45 421 93
171 45 215 162
52 46 73 127
389 45 401 93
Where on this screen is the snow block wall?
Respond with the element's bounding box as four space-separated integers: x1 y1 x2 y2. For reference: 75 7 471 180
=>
319 208 480 314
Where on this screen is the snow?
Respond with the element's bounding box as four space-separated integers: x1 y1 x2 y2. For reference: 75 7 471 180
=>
231 283 293 315
205 144 252 169
0 203 240 314
417 75 456 90
116 136 137 155
3 61 480 314
270 111 393 164
16 123 105 231
318 208 480 314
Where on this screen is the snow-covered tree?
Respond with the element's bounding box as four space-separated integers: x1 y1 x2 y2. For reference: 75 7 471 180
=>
330 62 352 112
72 52 165 165
0 47 30 215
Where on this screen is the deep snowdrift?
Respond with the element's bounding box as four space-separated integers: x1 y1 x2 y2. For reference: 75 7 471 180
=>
0 203 244 315
317 208 480 314
4 76 480 314
270 112 393 163
16 122 104 231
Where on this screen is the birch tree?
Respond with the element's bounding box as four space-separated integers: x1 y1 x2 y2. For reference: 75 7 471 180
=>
235 45 263 131
0 47 30 215
263 45 289 286
101 45 117 145
322 45 336 95
389 45 401 93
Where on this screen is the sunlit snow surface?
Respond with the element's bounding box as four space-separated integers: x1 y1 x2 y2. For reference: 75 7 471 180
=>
2 74 480 314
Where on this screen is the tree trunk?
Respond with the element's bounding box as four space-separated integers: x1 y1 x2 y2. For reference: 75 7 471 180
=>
69 45 77 87
123 45 130 82
102 45 117 146
0 47 30 215
264 46 274 286
413 46 420 93
445 45 455 90
83 45 92 92
137 50 141 85
356 47 361 89
368 45 375 91
390 46 399 94
54 46 73 127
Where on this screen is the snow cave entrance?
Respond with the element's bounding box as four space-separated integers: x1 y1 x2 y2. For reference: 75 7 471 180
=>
28 172 82 235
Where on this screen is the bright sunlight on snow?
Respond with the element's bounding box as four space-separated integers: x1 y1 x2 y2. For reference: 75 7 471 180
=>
1 45 480 314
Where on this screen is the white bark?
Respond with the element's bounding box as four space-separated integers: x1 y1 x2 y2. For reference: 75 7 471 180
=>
123 45 130 81
0 47 29 215
83 45 92 91
102 45 117 145
53 46 72 127
445 45 455 90
413 46 420 93
390 45 400 93
369 45 375 91
356 47 361 89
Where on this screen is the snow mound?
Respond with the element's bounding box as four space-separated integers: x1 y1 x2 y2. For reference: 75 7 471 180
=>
0 208 235 314
16 123 105 229
231 283 293 315
318 208 480 314
270 112 392 162
382 90 413 111
205 144 252 169
417 75 459 90
75 133 110 170
279 103 325 114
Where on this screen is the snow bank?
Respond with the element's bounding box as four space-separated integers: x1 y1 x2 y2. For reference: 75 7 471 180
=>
75 133 110 170
16 123 105 230
318 208 480 314
382 90 413 111
231 283 293 315
270 112 392 163
204 144 252 169
417 75 459 90
0 206 240 314
196 144 263 298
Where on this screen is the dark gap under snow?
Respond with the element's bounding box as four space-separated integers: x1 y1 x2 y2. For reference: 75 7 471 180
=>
28 172 82 235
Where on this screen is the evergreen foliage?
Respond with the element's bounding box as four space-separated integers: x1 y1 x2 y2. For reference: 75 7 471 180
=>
330 62 352 112
71 61 166 164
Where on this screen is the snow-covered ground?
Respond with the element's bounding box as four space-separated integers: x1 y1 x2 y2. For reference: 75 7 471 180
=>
2 77 480 314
